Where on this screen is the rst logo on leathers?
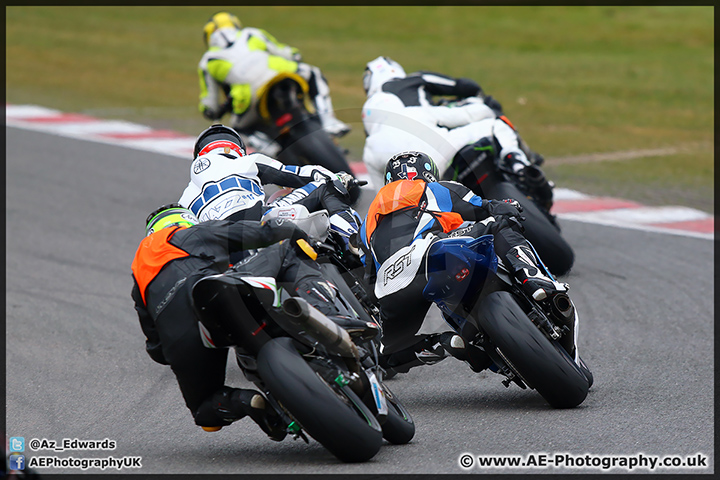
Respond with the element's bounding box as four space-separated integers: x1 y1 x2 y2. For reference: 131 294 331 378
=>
383 245 415 286
375 235 435 299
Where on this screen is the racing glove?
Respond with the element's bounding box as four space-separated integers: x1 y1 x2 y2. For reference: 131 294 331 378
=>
335 171 355 189
484 198 524 221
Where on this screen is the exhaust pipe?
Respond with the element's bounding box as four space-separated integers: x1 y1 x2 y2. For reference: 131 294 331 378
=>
551 293 575 320
550 292 578 358
282 297 359 358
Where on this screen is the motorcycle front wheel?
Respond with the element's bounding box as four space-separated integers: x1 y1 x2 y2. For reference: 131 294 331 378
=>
379 383 415 445
256 337 383 462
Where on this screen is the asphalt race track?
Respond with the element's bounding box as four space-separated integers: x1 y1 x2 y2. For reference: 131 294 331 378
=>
5 127 714 475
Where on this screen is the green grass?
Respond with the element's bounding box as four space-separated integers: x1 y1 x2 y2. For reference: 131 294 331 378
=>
6 6 714 212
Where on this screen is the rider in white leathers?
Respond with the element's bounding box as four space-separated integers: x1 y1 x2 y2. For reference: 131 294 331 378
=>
361 56 534 190
197 12 350 151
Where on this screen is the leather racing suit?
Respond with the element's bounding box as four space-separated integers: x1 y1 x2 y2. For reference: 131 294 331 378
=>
361 71 529 188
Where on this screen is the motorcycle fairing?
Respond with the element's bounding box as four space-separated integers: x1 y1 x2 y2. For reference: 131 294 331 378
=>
422 234 497 329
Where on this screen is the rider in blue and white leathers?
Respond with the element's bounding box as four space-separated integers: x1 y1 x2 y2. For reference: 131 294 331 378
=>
176 124 361 328
179 145 337 223
358 152 564 375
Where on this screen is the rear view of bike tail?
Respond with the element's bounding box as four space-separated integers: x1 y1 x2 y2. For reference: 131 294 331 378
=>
422 234 590 409
191 269 398 462
262 75 354 173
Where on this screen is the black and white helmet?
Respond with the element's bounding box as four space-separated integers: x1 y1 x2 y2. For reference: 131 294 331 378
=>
384 151 440 185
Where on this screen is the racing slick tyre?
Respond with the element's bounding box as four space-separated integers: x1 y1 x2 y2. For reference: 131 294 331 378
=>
379 383 415 445
473 291 589 408
483 180 574 276
257 337 383 462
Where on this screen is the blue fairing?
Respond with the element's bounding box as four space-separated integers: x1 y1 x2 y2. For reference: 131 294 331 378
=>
422 234 497 329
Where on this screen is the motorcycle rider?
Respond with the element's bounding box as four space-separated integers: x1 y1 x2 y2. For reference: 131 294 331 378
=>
361 56 551 205
131 204 373 435
178 124 357 229
358 151 564 375
197 11 351 151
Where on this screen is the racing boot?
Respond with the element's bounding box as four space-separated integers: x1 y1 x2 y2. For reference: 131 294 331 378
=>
320 113 352 138
194 387 287 441
379 333 449 378
502 151 553 210
235 127 282 157
520 164 554 210
306 67 351 138
518 136 545 166
437 332 493 373
295 278 379 340
500 151 531 175
506 245 561 301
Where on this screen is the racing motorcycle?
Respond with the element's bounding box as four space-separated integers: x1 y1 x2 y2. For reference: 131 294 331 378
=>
435 95 574 276
374 228 592 409
191 204 414 463
220 72 354 175
444 138 574 276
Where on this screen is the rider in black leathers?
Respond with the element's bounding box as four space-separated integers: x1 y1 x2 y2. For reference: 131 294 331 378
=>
131 204 362 437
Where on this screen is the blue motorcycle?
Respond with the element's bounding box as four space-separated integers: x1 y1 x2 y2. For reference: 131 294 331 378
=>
421 233 592 408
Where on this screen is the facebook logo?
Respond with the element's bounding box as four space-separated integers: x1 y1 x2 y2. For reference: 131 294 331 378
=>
9 437 25 452
9 454 25 471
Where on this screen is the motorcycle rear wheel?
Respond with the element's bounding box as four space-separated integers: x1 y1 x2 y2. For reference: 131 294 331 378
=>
256 337 383 462
278 119 353 173
473 291 589 408
482 180 574 276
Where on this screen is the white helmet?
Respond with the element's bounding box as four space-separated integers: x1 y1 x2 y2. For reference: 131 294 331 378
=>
362 56 406 97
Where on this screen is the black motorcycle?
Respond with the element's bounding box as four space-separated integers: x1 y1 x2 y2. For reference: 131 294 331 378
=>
217 72 354 174
433 95 574 276
191 205 414 463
